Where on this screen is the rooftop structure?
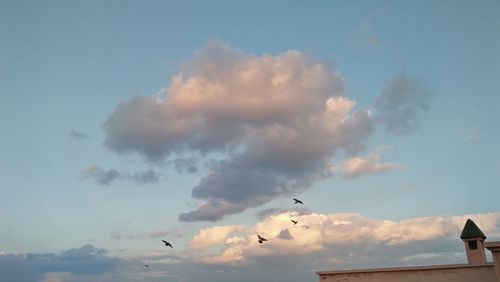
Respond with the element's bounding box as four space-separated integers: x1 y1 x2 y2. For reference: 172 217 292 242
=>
460 218 487 240
317 219 500 282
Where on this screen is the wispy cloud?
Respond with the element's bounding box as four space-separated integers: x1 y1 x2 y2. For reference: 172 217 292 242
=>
81 166 120 186
352 23 382 50
466 129 479 142
375 75 433 135
130 169 160 184
402 252 464 262
81 166 161 186
334 147 402 179
111 229 183 240
172 158 198 174
69 129 89 140
255 207 312 220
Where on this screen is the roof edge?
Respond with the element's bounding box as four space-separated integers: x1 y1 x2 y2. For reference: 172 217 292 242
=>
316 263 494 275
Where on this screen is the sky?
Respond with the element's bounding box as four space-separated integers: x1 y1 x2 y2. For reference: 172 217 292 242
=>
1 0 499 281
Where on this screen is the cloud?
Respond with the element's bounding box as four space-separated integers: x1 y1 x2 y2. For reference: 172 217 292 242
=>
113 229 184 240
375 75 432 135
102 42 435 221
0 245 182 282
402 252 464 262
131 169 160 184
81 166 161 186
41 272 73 282
109 233 122 240
277 229 294 240
255 207 312 220
173 158 198 174
352 23 382 50
0 245 124 281
334 147 401 179
188 225 247 250
466 129 479 142
82 166 120 186
183 211 500 266
5 212 499 282
102 41 376 221
69 129 88 140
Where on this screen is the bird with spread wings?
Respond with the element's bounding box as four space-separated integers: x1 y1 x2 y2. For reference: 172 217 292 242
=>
161 240 173 248
257 234 268 244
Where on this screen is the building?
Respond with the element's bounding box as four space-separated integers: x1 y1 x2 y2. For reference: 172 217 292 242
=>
316 219 500 282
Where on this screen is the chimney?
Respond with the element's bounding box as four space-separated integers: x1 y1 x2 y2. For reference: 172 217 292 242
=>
460 218 487 265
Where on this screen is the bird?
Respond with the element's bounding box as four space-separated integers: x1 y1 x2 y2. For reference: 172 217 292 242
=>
161 240 173 248
144 264 149 268
291 219 298 225
293 198 304 204
257 234 268 244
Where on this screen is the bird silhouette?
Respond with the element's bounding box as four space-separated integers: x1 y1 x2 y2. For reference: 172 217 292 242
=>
257 234 268 244
144 264 149 268
291 219 298 225
293 198 304 204
161 240 173 248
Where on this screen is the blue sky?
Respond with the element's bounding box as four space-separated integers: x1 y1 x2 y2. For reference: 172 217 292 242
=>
1 1 499 281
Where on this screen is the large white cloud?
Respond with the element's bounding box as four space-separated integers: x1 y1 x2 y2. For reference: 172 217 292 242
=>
103 41 378 221
183 211 500 265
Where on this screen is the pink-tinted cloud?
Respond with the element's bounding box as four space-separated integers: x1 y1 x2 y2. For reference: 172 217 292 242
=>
188 225 247 251
103 41 376 221
335 147 401 179
183 211 500 265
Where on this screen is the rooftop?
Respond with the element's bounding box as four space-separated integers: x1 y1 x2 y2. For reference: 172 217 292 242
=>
460 219 487 240
316 263 495 275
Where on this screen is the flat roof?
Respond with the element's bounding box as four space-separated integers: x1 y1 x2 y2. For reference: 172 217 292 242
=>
316 263 494 275
485 241 500 251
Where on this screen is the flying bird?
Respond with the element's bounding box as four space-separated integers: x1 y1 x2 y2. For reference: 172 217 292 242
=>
257 234 268 244
161 240 173 248
293 198 304 204
144 264 149 268
291 220 298 225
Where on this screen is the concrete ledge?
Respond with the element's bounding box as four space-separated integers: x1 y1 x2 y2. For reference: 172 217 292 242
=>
316 263 494 275
485 241 500 252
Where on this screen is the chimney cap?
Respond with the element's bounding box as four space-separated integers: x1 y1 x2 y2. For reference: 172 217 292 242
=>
460 219 486 240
